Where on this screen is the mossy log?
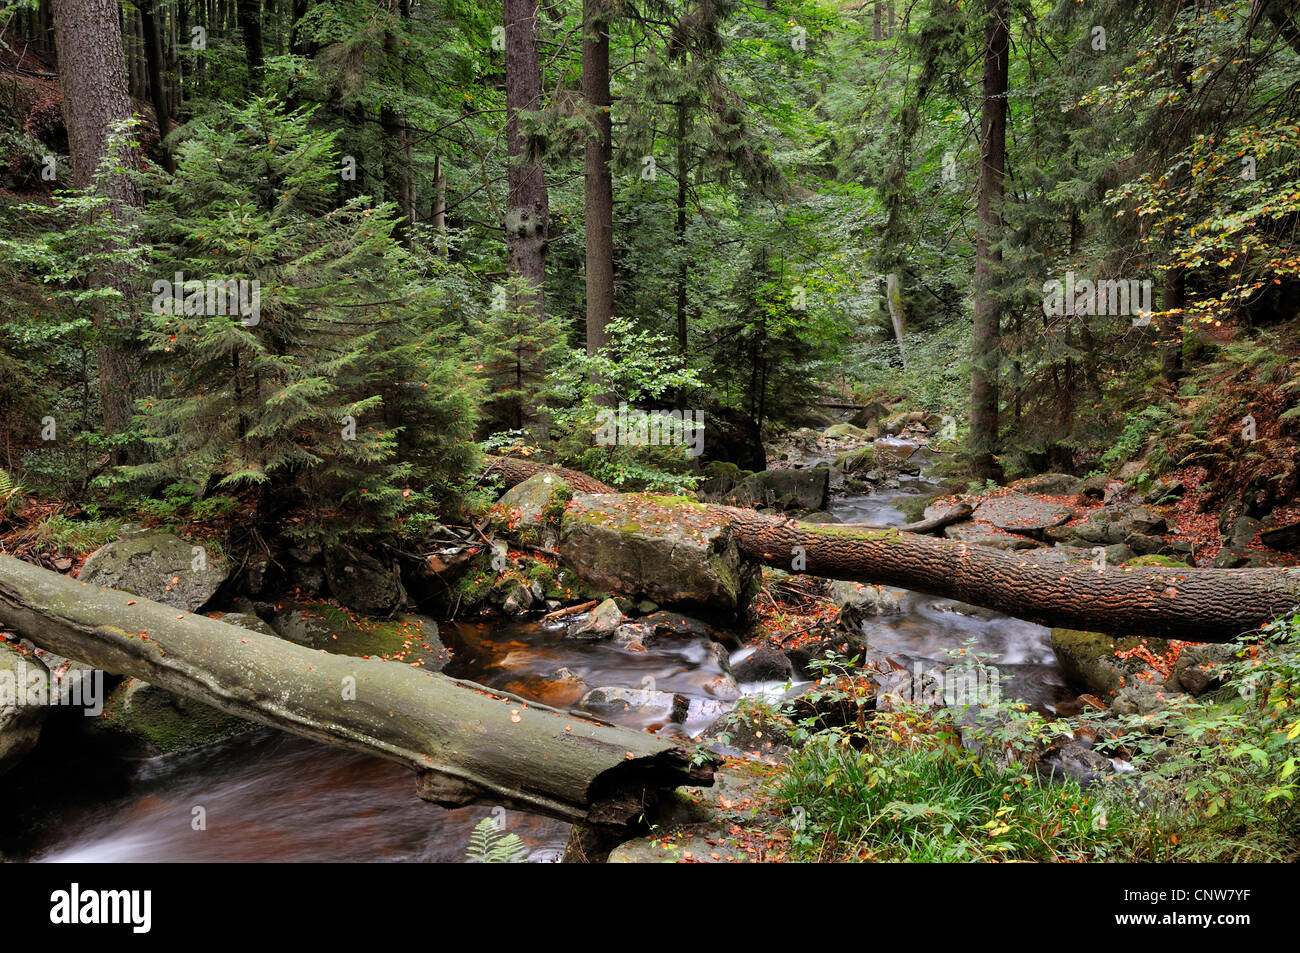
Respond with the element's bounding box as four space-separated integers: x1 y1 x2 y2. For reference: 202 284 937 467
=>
489 458 1300 642
0 555 711 829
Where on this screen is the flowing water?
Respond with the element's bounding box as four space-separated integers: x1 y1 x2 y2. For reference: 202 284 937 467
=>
2 438 1068 862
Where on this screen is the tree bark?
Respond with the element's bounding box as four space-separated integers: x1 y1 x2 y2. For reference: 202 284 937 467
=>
51 0 142 442
235 0 264 85
886 272 908 369
0 555 711 829
505 0 550 431
381 2 415 246
969 0 1008 481
484 457 1300 642
582 0 614 357
136 0 174 172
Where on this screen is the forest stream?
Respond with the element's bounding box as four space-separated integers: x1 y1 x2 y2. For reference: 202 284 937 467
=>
2 440 1070 863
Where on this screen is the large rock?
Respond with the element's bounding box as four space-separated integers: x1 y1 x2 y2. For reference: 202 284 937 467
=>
567 598 623 640
1050 629 1170 697
558 493 759 616
833 446 877 474
580 686 682 721
1260 520 1300 552
91 677 257 755
1172 643 1237 696
723 468 830 512
323 545 405 615
0 640 47 776
1069 504 1166 545
943 521 1040 550
270 603 450 670
823 423 875 441
1015 473 1084 496
78 530 229 611
493 472 573 548
732 645 794 683
972 492 1074 539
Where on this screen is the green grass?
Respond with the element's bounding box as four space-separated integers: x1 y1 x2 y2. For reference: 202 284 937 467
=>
775 731 1157 862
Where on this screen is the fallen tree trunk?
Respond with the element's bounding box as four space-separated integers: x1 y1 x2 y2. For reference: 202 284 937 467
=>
487 458 1300 642
0 555 710 829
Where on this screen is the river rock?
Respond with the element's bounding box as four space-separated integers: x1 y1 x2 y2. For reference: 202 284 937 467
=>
78 531 230 611
1172 643 1237 696
567 598 623 640
580 686 680 721
1050 629 1171 697
0 640 47 776
323 545 405 615
972 492 1074 539
732 645 794 683
1015 473 1084 496
493 472 573 548
638 611 716 640
1039 742 1117 787
1260 519 1300 551
1080 474 1112 499
210 611 279 637
829 580 901 617
943 521 1040 550
1069 503 1165 545
823 423 875 441
91 677 257 755
725 468 830 512
833 446 877 474
270 603 449 669
558 493 759 616
1111 681 1183 716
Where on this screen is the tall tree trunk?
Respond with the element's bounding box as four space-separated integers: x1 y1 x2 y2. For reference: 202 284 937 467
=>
432 154 448 255
969 0 1008 481
136 0 174 172
381 1 414 245
675 99 690 354
505 0 549 304
1161 266 1185 382
582 0 614 358
235 0 264 85
51 0 142 442
886 272 908 369
505 0 550 430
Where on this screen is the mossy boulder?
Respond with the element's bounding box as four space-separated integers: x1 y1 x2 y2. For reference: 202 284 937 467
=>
492 472 573 548
270 603 450 670
93 677 257 755
0 640 47 776
823 423 875 441
833 446 877 474
1050 628 1171 697
79 530 229 611
558 493 760 616
1121 554 1191 569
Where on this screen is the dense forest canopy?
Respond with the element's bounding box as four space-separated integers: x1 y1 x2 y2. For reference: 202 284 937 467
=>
1 0 1298 522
